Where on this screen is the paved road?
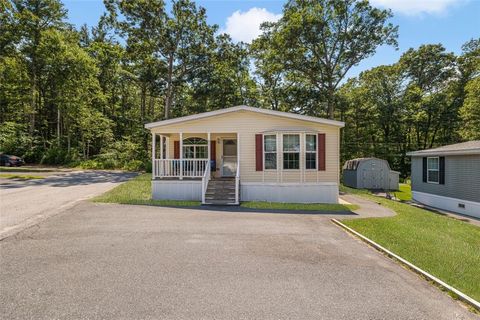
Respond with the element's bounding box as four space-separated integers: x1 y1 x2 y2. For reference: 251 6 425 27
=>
0 171 136 237
0 202 476 319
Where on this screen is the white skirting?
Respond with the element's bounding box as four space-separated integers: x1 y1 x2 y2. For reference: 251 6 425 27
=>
412 191 480 219
241 182 339 204
152 180 202 201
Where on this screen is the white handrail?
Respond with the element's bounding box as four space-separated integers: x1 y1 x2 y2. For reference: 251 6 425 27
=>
153 159 208 178
235 161 240 204
201 161 211 204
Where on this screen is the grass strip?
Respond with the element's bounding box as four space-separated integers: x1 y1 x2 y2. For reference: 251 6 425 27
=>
340 185 480 302
93 173 200 207
241 201 358 211
0 174 45 180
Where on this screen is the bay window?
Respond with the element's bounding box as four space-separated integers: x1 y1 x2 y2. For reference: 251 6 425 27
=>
305 134 317 169
283 134 300 169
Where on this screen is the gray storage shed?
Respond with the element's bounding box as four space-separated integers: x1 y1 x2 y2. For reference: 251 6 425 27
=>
342 158 399 190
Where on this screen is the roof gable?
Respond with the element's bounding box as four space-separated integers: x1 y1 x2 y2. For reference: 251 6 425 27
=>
145 105 345 129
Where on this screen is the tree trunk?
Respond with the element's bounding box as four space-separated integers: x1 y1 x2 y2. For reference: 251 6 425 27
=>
140 85 146 123
164 53 174 120
57 107 61 147
29 71 36 144
326 85 335 119
148 93 154 119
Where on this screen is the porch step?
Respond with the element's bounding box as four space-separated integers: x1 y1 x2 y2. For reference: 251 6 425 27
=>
205 192 236 196
203 199 238 205
204 177 238 206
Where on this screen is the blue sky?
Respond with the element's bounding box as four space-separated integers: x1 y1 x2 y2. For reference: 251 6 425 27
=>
63 0 480 79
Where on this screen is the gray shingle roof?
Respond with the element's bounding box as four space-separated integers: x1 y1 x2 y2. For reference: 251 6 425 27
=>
407 141 480 156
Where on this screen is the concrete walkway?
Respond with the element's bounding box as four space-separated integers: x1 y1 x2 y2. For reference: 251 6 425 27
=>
339 193 396 219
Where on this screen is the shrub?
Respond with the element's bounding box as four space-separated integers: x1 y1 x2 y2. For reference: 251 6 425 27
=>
40 147 81 165
0 122 32 158
123 160 144 171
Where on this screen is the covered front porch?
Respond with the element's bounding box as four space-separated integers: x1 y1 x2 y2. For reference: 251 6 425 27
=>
151 132 240 204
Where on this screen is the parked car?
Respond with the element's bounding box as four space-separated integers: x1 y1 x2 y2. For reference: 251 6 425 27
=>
0 154 25 166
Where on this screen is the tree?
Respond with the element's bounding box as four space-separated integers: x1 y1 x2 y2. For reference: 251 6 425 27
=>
0 0 17 56
10 0 68 138
399 44 457 149
105 0 217 119
256 0 398 119
187 34 257 113
459 77 480 140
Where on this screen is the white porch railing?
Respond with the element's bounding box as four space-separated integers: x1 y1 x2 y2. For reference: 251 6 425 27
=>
153 159 208 179
201 162 211 204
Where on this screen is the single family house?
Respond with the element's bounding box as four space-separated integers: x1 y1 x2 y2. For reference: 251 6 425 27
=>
407 141 480 219
145 105 344 205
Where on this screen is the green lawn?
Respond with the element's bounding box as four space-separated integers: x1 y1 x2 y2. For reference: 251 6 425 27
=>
0 173 45 180
341 185 480 302
394 183 412 201
94 173 359 212
242 201 358 211
93 173 200 207
0 167 56 172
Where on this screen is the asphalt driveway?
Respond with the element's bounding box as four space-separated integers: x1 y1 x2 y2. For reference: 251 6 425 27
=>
0 170 136 237
0 202 476 319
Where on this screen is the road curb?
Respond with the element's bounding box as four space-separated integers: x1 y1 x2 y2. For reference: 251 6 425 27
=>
331 218 480 312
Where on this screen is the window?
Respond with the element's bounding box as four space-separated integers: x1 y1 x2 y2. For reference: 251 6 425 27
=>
264 135 277 170
427 157 439 183
305 134 316 169
182 137 207 159
283 134 300 169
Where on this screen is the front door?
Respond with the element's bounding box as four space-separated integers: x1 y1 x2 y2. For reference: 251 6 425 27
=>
222 139 237 177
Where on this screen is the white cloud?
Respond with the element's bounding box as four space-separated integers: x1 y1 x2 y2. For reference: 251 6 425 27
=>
371 0 467 15
222 7 282 43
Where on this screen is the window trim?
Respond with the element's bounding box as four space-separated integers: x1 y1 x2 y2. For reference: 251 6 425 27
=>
305 134 317 170
182 137 208 159
427 156 440 184
282 134 300 170
263 134 277 170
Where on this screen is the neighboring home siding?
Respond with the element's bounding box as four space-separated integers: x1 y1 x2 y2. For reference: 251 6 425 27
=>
411 155 480 202
152 110 340 184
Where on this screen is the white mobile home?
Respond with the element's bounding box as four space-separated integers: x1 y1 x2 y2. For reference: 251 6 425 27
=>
145 105 345 205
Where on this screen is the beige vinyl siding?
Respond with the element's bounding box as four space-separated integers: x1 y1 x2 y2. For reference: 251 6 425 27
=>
152 109 340 183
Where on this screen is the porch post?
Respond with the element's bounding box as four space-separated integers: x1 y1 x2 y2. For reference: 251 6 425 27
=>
159 135 163 159
179 132 183 180
237 132 240 175
151 132 156 178
207 132 211 170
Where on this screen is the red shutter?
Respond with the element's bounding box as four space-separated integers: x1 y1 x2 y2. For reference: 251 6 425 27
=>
318 133 326 171
255 134 263 171
174 141 180 159
210 140 216 161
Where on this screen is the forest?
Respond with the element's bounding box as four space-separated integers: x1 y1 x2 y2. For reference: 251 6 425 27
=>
1 0 479 177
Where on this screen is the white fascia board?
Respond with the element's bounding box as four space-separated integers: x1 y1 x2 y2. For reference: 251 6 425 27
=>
407 149 480 157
